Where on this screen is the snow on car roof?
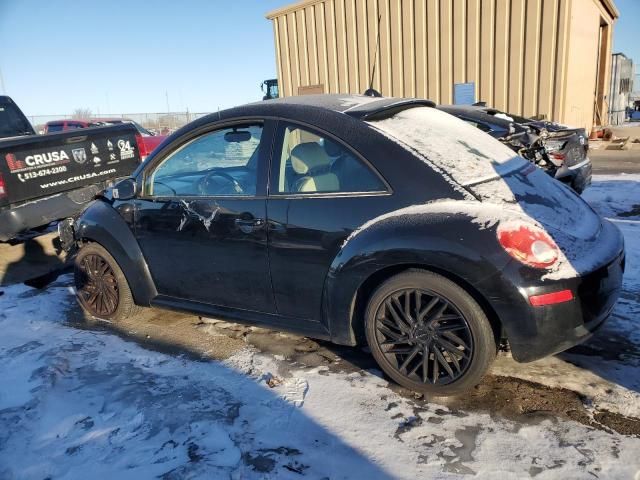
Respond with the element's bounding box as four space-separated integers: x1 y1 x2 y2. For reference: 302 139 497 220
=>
368 106 526 187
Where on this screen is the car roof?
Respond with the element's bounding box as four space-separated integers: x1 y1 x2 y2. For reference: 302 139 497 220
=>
257 94 435 118
45 119 90 125
199 94 435 123
44 118 134 126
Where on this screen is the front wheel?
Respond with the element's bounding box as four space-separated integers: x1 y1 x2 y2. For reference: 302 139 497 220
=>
365 270 496 396
74 242 141 322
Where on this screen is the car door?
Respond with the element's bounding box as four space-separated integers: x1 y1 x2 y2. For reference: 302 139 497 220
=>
134 120 277 313
266 122 392 322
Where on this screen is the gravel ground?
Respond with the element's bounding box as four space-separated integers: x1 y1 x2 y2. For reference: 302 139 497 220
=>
0 175 639 479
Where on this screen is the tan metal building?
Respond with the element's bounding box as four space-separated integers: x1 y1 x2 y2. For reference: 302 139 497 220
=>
266 0 619 130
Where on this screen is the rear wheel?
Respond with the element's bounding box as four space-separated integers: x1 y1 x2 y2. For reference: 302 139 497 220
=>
365 270 496 396
74 242 141 322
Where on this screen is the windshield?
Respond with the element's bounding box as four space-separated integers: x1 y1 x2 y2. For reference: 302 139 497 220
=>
367 107 527 186
0 102 34 138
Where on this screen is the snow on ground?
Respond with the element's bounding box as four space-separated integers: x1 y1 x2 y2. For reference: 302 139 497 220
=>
492 174 640 417
1 175 640 479
583 173 640 220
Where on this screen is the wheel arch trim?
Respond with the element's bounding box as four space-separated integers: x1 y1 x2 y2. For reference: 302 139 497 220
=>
74 200 157 305
345 263 504 348
322 208 512 347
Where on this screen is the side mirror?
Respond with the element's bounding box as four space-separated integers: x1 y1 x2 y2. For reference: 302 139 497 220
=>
112 178 137 200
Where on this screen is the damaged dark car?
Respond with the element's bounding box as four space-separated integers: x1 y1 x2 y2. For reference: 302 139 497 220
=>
61 95 624 396
439 104 592 194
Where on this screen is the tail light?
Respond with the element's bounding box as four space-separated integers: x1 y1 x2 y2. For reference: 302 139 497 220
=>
135 133 149 162
0 172 7 200
497 222 559 269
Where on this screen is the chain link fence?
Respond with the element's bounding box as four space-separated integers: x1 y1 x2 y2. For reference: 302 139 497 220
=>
28 112 212 135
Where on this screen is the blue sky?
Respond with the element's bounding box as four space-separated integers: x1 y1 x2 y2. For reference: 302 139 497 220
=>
612 0 640 67
0 0 638 117
0 0 288 116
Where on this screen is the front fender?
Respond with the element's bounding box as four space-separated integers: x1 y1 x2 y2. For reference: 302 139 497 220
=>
324 203 512 345
74 200 157 305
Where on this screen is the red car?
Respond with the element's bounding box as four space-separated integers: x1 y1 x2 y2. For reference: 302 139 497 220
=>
44 118 166 160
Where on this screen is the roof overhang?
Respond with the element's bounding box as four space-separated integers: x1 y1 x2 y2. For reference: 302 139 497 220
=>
598 0 620 21
266 0 325 19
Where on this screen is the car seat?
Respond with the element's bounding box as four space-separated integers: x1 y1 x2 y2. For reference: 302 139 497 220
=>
290 142 339 192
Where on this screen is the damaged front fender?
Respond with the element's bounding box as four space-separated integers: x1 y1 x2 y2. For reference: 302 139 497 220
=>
73 200 158 305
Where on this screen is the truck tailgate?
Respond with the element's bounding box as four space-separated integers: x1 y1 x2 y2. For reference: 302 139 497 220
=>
0 123 140 205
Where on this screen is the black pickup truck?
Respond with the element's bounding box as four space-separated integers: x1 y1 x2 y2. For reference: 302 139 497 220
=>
0 96 142 242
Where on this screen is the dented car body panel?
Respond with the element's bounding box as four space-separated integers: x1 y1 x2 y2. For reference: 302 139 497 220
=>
63 95 624 363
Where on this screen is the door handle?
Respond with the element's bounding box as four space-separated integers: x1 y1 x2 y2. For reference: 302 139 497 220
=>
235 217 264 232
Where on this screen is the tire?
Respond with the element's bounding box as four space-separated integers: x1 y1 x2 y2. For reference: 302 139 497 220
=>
73 242 142 322
365 269 496 396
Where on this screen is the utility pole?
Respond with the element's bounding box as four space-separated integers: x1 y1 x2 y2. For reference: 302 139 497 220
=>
0 68 6 95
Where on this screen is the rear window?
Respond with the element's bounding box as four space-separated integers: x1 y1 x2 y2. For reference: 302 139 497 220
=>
367 107 526 186
0 103 33 138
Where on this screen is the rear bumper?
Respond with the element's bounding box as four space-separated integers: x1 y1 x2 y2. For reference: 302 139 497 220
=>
509 252 624 362
0 184 102 242
477 221 625 363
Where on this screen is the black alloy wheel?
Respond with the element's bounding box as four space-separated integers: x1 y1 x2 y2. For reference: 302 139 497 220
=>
365 270 496 395
74 242 141 322
75 253 119 317
374 289 473 385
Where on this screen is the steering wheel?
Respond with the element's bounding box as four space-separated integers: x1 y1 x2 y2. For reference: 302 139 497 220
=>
198 169 243 196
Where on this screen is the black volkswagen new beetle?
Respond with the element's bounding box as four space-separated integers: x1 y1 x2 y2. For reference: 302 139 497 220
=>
61 95 624 396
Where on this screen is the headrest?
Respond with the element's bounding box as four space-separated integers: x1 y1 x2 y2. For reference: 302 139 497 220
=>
290 142 332 174
323 139 343 158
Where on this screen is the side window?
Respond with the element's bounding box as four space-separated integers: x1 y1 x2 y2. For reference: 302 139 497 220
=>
275 124 386 194
148 124 262 197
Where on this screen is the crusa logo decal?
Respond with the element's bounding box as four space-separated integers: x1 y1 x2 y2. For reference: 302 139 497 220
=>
5 153 27 172
25 150 70 167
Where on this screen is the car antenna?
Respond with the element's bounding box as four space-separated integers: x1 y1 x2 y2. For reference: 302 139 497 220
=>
364 14 382 97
